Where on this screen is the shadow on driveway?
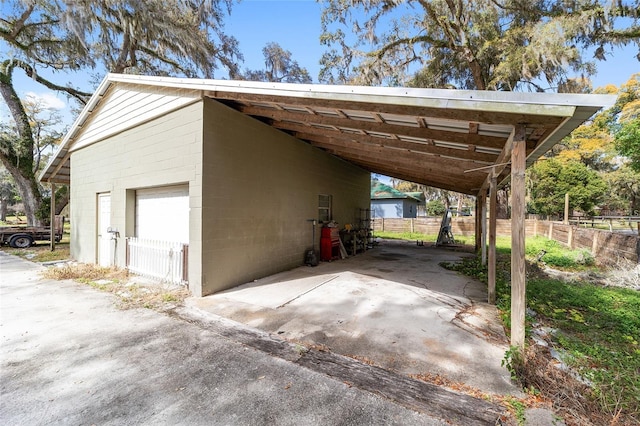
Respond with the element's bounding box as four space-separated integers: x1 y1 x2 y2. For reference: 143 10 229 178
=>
189 239 518 397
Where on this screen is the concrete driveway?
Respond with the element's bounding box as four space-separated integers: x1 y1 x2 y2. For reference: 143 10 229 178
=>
1 245 564 425
188 239 518 397
1 252 454 425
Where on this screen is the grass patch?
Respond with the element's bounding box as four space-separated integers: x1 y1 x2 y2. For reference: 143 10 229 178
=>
42 263 190 311
374 230 512 250
525 236 595 269
374 230 438 241
378 228 595 270
2 243 71 263
441 252 640 424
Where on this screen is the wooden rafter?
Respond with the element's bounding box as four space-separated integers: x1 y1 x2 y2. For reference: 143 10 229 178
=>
209 92 567 126
347 158 478 194
288 126 500 163
240 105 508 149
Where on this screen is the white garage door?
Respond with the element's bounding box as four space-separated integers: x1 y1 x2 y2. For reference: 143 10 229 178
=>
136 185 189 243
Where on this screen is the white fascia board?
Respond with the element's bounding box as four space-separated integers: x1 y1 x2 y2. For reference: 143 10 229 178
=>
106 73 616 117
39 76 114 182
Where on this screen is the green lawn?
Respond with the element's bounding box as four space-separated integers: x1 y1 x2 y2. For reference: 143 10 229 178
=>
376 231 638 423
430 236 640 424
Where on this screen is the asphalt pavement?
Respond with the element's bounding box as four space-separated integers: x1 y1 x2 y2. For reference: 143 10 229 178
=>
0 252 451 425
1 251 561 425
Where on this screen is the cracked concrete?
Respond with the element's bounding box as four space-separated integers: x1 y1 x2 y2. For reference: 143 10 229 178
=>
188 239 521 397
1 252 448 426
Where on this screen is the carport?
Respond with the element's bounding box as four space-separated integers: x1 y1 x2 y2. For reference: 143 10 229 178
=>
198 80 612 349
42 75 614 348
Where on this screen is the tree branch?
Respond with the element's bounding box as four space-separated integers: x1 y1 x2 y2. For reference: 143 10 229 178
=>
371 34 448 60
9 2 35 38
5 59 91 104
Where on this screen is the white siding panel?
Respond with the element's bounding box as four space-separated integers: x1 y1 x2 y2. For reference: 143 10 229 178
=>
136 185 189 243
70 85 200 152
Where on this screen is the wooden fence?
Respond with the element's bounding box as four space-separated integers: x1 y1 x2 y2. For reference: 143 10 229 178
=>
533 221 640 265
373 217 534 237
373 217 640 264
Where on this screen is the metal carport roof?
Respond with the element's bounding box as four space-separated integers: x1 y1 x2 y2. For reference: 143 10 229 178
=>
40 74 614 197
38 74 616 349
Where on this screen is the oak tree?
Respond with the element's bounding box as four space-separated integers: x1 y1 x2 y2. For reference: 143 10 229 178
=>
1 0 242 225
528 158 607 217
319 0 639 90
242 42 312 83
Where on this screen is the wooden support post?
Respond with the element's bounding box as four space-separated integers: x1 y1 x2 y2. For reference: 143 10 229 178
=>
50 182 56 251
564 193 570 225
533 217 538 237
475 196 481 253
481 191 487 266
548 221 553 239
488 172 497 304
511 126 527 350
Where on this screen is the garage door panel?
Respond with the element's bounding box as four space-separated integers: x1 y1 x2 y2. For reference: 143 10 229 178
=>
136 185 189 243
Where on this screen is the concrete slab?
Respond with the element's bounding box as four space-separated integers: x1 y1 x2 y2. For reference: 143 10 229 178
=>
0 252 446 425
189 239 521 397
216 270 339 309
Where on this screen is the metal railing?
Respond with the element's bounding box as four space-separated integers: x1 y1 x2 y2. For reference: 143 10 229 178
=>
126 237 188 285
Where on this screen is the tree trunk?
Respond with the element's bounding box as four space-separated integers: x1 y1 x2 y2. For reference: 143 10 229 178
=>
497 188 509 219
1 161 42 226
55 191 69 215
0 200 7 221
443 194 451 211
1 65 42 226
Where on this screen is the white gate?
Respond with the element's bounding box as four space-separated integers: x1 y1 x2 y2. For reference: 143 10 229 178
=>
126 238 188 285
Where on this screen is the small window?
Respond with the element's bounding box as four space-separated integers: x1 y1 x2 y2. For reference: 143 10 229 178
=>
318 194 332 223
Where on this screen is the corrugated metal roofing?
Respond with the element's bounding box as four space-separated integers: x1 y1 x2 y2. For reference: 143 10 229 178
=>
40 74 615 195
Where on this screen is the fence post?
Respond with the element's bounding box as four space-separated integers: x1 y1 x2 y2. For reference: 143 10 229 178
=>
568 225 574 249
591 231 599 257
548 221 553 239
410 218 414 233
126 238 130 267
381 218 385 232
533 218 538 237
182 244 189 282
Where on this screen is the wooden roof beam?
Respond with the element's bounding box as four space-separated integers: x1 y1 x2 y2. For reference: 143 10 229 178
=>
478 126 517 196
288 125 499 163
209 91 567 127
314 144 487 184
345 158 478 194
316 146 492 175
243 105 508 149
